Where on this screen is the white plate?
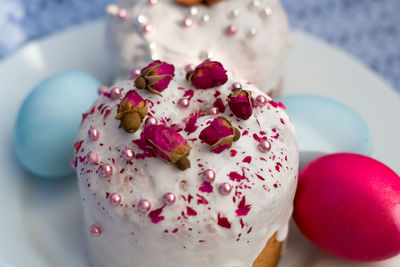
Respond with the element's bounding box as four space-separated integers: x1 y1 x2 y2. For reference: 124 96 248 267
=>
0 20 399 267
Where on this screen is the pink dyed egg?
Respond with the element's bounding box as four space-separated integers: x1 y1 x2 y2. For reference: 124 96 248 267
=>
294 153 400 261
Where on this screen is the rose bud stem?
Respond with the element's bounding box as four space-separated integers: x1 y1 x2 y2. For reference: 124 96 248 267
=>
134 76 147 90
233 127 241 142
186 71 194 82
176 157 191 170
119 112 142 133
135 76 164 97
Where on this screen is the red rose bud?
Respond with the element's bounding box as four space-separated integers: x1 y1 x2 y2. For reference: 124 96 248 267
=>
186 60 228 90
199 116 240 154
227 88 254 120
141 124 191 170
115 90 148 133
135 60 175 96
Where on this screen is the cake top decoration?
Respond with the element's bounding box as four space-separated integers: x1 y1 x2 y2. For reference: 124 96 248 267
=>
134 60 175 96
186 60 228 89
227 87 254 120
199 116 240 154
140 124 191 170
115 90 149 133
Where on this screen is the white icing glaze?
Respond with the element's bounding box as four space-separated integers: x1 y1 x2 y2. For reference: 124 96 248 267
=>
75 66 298 267
106 0 289 93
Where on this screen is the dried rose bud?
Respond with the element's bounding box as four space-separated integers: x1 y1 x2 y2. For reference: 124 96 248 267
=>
175 0 203 5
141 124 191 170
186 60 228 90
135 60 175 96
115 90 148 133
227 88 254 120
199 116 240 154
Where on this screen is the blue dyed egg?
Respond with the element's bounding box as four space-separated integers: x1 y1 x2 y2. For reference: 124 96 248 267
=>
278 94 373 167
14 71 101 178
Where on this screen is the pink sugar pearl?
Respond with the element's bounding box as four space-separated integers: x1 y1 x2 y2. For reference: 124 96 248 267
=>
225 24 237 36
88 127 100 141
145 117 158 126
100 164 113 177
138 199 151 213
122 148 135 161
162 192 176 205
255 95 267 107
202 169 216 183
219 182 232 195
110 193 122 206
89 224 102 237
97 85 108 95
87 151 98 164
177 98 190 109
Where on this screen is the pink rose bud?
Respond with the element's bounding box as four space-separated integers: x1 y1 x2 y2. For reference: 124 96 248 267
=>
227 88 254 120
134 60 175 96
199 116 240 154
186 60 228 90
141 124 191 170
115 90 149 133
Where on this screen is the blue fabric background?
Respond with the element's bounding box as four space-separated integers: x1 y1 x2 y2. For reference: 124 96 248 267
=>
0 0 399 91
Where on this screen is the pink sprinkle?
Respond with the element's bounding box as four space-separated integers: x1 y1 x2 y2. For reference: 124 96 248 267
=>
74 140 84 153
149 207 165 224
172 228 179 233
213 98 226 113
217 214 231 229
184 113 199 134
275 162 282 172
252 133 261 142
104 109 111 119
230 150 238 157
243 156 252 164
235 196 251 216
183 89 194 100
199 182 213 193
256 174 265 181
242 130 249 136
268 100 286 109
240 218 245 229
229 171 245 182
196 194 208 205
187 207 197 216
